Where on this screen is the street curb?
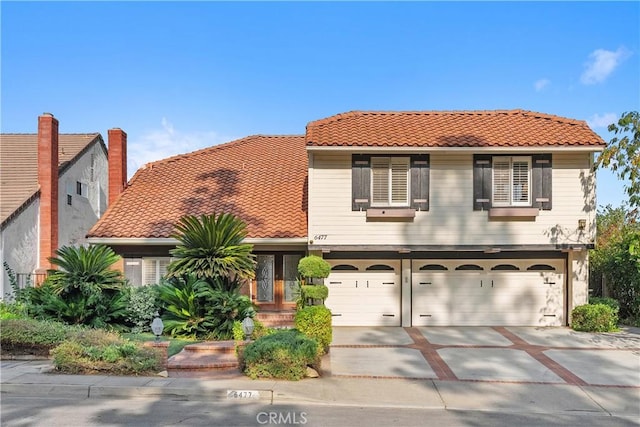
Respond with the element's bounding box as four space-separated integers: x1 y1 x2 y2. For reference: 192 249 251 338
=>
1 383 274 403
88 385 274 402
1 383 89 398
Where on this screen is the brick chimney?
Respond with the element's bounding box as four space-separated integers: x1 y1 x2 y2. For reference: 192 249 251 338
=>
37 113 59 271
108 128 127 205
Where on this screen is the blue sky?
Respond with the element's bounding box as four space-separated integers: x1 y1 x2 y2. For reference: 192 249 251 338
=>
2 1 639 209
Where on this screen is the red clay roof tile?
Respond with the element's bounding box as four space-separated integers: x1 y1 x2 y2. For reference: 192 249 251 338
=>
306 110 605 148
88 135 307 239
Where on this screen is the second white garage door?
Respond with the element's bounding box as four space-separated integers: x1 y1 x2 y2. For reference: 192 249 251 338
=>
324 260 401 326
411 259 565 326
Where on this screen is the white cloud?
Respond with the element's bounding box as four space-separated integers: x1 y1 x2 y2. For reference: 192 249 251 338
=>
580 47 631 85
534 78 550 92
127 118 231 178
586 112 617 129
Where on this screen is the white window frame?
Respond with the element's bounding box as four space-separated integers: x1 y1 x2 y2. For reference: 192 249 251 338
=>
76 181 89 198
492 156 532 207
370 156 410 207
142 257 171 285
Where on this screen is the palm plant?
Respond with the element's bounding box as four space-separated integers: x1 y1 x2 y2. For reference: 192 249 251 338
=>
157 275 254 339
46 245 124 295
167 213 256 282
27 244 128 327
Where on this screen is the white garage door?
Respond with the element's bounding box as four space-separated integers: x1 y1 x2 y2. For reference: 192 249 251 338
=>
412 259 564 326
325 260 401 326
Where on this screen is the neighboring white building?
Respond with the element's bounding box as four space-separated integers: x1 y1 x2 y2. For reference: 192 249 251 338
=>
0 113 127 297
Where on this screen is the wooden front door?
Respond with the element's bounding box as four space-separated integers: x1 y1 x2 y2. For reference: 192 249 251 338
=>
253 253 303 311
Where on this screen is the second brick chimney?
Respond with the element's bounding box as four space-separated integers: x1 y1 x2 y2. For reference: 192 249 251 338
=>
37 113 59 271
108 128 128 205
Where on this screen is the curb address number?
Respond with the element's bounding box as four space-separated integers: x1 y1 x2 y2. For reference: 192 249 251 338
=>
227 390 260 399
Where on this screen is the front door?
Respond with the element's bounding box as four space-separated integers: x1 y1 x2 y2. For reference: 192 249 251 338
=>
253 253 303 311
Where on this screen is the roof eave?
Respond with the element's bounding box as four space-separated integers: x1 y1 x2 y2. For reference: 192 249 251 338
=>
87 237 309 246
306 145 605 153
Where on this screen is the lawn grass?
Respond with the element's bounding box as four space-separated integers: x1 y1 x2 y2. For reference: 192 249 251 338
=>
122 333 200 357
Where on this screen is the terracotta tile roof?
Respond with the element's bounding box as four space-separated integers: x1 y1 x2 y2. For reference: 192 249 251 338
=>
88 135 307 239
0 133 102 226
306 110 606 148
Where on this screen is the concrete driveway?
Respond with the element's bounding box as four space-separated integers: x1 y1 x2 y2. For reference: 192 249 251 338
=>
326 326 640 387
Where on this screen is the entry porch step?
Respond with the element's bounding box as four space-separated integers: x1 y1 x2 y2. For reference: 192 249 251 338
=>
167 340 241 370
256 311 296 328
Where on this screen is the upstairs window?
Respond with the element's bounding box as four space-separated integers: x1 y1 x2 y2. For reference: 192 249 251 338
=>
76 181 88 198
371 157 410 207
353 154 429 212
474 154 551 211
492 156 531 207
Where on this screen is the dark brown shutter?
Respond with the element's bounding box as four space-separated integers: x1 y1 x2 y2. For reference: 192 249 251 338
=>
473 154 492 210
532 154 552 210
410 154 429 211
352 154 371 211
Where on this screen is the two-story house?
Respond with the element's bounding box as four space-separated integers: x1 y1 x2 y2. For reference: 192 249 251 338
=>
87 109 605 327
0 113 128 297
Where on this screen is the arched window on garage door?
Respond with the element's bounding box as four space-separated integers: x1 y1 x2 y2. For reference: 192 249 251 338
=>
331 264 359 271
366 264 395 271
455 264 484 270
491 264 520 271
419 264 448 270
527 264 556 271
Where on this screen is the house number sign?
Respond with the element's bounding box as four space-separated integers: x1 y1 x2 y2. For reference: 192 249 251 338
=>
227 390 260 399
313 234 328 240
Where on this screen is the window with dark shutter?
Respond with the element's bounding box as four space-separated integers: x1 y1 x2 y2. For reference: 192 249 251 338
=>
411 154 429 211
474 154 552 211
352 154 430 212
473 154 492 210
532 154 552 210
352 154 371 211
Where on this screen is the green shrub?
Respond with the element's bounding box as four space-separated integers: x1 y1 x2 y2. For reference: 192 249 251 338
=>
243 329 319 380
0 301 29 320
125 285 160 333
298 256 331 283
51 329 163 375
158 275 255 340
232 320 245 341
250 319 274 340
0 318 82 356
571 304 618 332
299 284 329 308
295 306 332 355
589 297 620 317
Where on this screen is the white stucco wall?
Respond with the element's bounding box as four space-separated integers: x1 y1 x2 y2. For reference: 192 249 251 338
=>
1 199 39 298
58 144 108 247
1 142 108 299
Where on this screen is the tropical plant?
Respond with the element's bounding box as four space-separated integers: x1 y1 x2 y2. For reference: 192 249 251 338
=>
157 275 255 340
25 244 128 328
45 245 124 295
167 213 256 282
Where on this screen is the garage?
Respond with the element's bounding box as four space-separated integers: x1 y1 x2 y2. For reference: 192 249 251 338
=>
411 259 565 326
324 260 401 326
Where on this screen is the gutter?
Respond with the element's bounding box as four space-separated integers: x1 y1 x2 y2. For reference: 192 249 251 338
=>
87 237 309 246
